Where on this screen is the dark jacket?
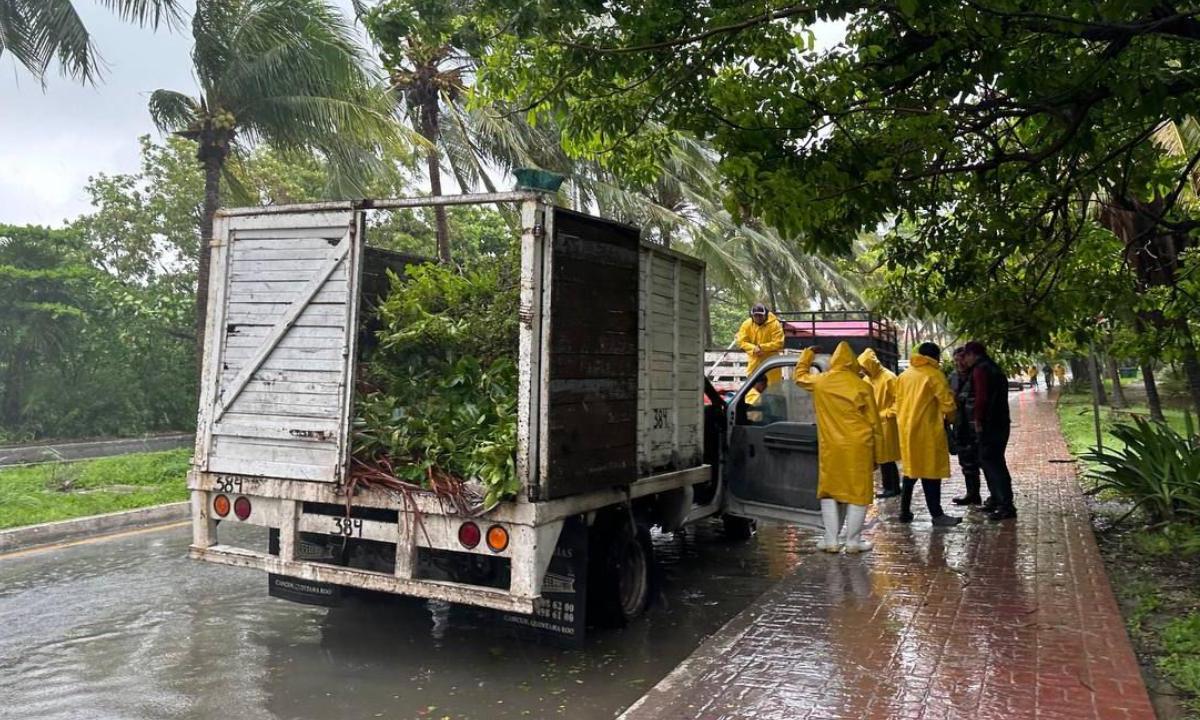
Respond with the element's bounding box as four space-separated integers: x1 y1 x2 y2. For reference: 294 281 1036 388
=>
950 370 976 444
971 356 1011 436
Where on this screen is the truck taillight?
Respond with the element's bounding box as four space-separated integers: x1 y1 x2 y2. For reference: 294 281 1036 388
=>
458 522 481 549
213 494 231 517
234 496 252 521
486 525 509 553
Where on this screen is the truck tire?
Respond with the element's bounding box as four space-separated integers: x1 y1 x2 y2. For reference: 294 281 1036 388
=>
588 513 653 627
722 514 757 540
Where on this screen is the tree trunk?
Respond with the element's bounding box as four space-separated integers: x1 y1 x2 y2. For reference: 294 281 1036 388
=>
1182 345 1200 419
1141 362 1166 422
1 350 28 429
420 92 451 263
1105 355 1128 409
196 152 222 380
1089 352 1108 405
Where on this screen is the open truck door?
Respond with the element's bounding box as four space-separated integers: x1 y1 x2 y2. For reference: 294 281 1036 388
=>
721 355 824 529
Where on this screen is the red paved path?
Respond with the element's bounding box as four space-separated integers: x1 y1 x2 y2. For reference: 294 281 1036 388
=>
622 390 1155 720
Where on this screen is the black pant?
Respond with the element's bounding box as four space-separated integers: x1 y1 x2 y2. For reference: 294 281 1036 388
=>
979 424 1015 511
880 461 900 493
956 439 986 500
901 477 945 517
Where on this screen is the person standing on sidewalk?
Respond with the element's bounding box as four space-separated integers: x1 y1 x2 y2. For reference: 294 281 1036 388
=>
895 342 961 527
1042 362 1054 390
858 348 902 499
950 348 989 509
1026 365 1040 390
794 342 884 553
963 341 1018 521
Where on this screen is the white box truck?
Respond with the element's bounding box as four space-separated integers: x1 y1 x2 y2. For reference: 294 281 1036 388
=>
187 192 829 642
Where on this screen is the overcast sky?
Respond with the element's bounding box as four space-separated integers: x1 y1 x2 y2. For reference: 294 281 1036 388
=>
1 3 844 228
0 0 362 227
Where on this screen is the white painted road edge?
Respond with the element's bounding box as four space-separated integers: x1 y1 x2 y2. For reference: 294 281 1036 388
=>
0 502 191 554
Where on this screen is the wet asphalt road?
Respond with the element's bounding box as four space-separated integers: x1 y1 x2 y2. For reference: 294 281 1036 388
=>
0 520 812 720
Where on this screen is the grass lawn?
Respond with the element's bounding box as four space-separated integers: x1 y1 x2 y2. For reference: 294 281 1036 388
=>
1056 390 1193 458
0 449 190 531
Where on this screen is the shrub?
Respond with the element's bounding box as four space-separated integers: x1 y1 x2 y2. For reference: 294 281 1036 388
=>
353 260 520 509
1082 413 1200 524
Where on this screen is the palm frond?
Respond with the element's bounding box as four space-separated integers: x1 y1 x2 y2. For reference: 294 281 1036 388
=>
0 0 180 83
148 89 199 132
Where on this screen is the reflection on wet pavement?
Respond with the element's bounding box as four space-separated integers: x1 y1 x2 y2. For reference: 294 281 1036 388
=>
0 518 814 719
622 390 1156 720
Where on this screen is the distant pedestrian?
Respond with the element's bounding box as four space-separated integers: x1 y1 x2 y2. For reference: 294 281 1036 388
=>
795 342 884 553
1054 363 1067 386
1043 362 1054 390
895 342 961 527
1026 366 1039 390
949 348 988 508
858 348 902 499
964 341 1017 521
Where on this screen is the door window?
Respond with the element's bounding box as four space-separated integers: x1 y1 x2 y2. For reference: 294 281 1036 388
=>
737 364 817 426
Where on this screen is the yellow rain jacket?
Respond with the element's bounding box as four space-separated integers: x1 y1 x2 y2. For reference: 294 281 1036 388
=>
858 348 901 464
1054 364 1066 382
794 342 884 506
735 313 786 384
895 354 957 480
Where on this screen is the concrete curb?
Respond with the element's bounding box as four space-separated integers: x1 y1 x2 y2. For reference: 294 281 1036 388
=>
0 502 190 554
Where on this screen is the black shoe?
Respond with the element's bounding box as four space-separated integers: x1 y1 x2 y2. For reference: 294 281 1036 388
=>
876 489 902 499
897 511 914 523
952 495 982 506
974 498 998 512
931 514 962 527
987 507 1018 522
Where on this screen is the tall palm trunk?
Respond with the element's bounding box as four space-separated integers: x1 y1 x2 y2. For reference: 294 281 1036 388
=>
1105 355 1128 409
418 89 451 263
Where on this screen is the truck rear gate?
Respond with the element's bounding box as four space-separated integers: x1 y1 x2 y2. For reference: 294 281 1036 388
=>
188 193 708 615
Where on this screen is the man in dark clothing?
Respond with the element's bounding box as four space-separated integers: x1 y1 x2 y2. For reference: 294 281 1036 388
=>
950 348 989 508
963 341 1017 521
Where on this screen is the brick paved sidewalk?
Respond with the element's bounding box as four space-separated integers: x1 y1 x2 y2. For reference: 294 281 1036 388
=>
622 390 1155 720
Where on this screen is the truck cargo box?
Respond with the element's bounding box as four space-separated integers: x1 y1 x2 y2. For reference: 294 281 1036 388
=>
193 197 705 503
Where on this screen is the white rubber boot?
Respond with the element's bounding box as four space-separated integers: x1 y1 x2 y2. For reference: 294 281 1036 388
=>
837 502 847 543
843 504 874 554
817 498 842 552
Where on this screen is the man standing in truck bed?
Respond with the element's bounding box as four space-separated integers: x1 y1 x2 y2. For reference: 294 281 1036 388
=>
735 303 786 385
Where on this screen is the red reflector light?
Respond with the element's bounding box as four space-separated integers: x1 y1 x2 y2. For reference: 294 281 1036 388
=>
233 496 252 521
458 522 481 549
213 494 230 517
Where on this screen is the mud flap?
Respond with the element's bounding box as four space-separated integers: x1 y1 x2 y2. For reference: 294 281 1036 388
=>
268 573 343 607
499 516 589 648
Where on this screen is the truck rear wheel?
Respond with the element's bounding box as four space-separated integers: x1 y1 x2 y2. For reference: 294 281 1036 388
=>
588 512 653 627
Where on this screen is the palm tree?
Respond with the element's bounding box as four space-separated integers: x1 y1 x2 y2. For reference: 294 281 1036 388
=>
0 0 180 83
148 0 400 364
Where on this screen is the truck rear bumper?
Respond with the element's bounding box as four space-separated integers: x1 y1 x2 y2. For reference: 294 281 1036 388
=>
190 543 536 614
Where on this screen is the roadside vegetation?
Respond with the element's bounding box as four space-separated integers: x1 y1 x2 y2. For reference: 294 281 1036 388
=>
0 450 190 530
1057 384 1200 718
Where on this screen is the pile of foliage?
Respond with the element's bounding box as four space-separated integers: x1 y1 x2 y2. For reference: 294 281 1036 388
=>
353 260 520 509
1083 413 1200 524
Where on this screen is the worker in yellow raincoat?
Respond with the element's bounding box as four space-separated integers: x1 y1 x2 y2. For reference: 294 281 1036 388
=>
895 342 960 527
735 303 785 385
858 348 902 499
795 342 884 553
1054 363 1067 386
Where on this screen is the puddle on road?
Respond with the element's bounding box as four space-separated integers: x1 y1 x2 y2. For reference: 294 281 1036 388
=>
0 520 812 720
